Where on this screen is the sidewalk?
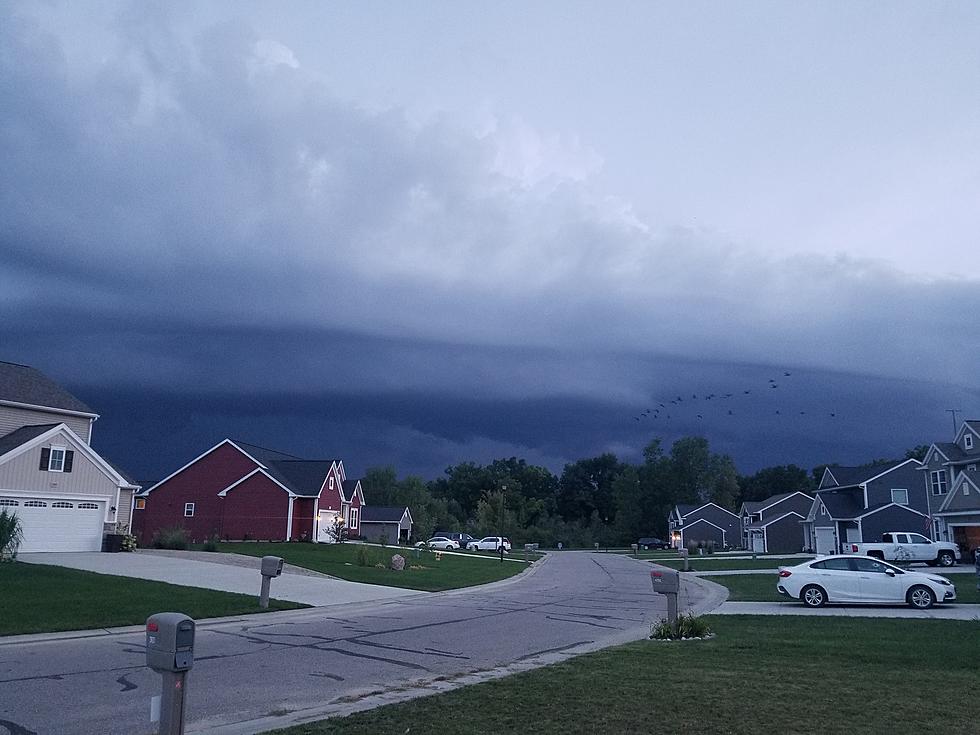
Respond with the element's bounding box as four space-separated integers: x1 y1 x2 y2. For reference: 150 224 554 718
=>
712 601 980 620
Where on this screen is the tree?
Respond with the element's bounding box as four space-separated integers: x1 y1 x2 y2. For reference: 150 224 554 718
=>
557 454 623 523
905 445 930 462
738 465 814 505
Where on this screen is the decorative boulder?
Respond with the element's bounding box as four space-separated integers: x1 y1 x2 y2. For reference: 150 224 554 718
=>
390 554 406 571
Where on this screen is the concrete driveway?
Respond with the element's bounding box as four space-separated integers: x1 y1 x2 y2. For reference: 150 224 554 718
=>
17 551 422 607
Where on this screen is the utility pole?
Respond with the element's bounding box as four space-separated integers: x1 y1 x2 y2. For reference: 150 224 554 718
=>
499 484 506 563
946 409 962 438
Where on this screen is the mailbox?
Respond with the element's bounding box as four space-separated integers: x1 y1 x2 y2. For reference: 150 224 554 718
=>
261 555 284 578
146 613 195 672
650 569 680 594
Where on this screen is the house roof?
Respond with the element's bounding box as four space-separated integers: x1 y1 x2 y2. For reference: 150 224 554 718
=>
0 424 60 458
360 506 410 523
933 442 970 463
0 361 96 415
267 460 336 497
231 440 304 465
742 491 802 514
965 420 980 435
675 503 697 517
823 461 904 488
815 488 865 519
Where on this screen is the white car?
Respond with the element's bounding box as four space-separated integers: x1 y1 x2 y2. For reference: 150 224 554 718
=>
776 554 956 609
416 536 459 550
466 536 512 552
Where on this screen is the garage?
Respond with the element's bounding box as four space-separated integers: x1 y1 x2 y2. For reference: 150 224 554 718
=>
317 510 341 543
815 527 836 555
1 495 107 552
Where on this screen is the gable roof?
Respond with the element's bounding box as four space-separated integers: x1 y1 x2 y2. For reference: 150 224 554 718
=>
938 472 980 512
268 460 338 497
815 487 865 519
821 462 897 488
745 510 806 531
674 503 697 518
360 506 411 523
0 424 61 458
0 361 97 416
680 502 739 520
741 491 813 515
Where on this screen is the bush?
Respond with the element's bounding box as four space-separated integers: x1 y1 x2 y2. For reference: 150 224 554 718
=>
0 508 24 561
202 534 220 552
151 526 190 550
651 613 713 640
355 545 374 567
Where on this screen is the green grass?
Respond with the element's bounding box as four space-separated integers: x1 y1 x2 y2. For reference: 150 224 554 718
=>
265 616 980 735
214 542 531 592
655 556 814 571
0 562 305 637
703 572 980 603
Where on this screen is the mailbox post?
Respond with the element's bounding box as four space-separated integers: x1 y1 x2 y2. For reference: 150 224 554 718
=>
678 547 689 572
650 569 680 627
259 555 284 609
146 612 195 735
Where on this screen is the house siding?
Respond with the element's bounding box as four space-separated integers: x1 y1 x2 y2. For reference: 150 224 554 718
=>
133 442 259 544
0 431 119 499
0 405 92 443
361 521 401 543
682 520 726 546
860 505 929 543
865 463 928 515
222 473 291 541
764 514 804 554
292 497 315 540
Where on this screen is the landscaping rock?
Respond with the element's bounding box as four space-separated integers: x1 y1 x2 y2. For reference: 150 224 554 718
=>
390 554 405 571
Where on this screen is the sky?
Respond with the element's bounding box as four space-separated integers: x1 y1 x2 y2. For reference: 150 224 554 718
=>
2 1 979 483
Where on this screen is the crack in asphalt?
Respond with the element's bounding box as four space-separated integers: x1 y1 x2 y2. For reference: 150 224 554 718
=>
513 640 594 662
347 639 469 660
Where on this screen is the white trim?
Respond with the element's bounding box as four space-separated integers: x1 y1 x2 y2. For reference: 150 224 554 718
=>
0 423 136 489
936 511 980 518
286 496 295 540
217 467 297 497
349 506 359 531
0 488 113 503
680 517 728 540
184 502 195 517
681 502 739 519
819 467 839 488
862 458 920 485
755 492 814 516
938 473 980 512
47 445 67 472
140 438 270 496
921 444 950 467
758 510 805 529
853 502 928 521
890 488 909 505
0 398 99 420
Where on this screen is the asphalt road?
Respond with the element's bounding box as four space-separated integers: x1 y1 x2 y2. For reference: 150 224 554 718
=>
0 552 722 735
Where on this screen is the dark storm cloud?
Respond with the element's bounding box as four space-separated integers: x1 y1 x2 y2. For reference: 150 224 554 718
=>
2 5 978 477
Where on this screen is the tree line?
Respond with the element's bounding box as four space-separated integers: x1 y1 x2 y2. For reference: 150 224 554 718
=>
362 436 929 548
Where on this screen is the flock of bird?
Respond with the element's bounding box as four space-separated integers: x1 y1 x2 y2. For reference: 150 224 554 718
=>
630 371 839 424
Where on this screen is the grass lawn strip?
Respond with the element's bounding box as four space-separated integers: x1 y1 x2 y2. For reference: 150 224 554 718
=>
703 571 980 603
215 542 530 592
0 562 305 637
264 616 980 735
654 556 815 571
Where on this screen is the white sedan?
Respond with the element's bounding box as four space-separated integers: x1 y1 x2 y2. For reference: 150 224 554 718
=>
415 536 459 550
776 555 956 609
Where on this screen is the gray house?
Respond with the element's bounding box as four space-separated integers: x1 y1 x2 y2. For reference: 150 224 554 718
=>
801 459 927 555
668 502 741 549
740 491 813 554
0 361 140 552
923 420 980 555
359 505 413 544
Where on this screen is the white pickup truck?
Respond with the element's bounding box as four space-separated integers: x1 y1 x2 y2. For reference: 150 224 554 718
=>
845 532 960 567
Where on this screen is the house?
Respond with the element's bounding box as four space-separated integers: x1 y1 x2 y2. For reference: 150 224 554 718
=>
0 360 140 552
132 439 362 544
921 420 980 556
739 491 813 554
359 505 413 544
801 459 927 555
667 502 741 549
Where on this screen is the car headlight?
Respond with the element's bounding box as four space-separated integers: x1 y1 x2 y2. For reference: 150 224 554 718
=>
934 579 952 586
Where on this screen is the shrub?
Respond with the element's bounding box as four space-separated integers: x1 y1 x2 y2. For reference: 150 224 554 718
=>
151 526 190 550
0 508 24 561
650 613 712 640
355 545 374 567
202 534 220 552
379 532 389 547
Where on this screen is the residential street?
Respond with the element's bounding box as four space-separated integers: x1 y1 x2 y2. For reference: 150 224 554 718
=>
0 553 722 735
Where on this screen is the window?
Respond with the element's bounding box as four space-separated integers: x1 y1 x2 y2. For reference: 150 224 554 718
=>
908 533 931 544
184 503 195 517
964 486 971 496
78 502 99 509
966 434 974 450
350 507 359 528
0 499 18 506
890 489 909 505
135 498 146 510
52 501 73 508
328 476 335 490
24 500 47 507
968 464 977 472
48 447 65 472
852 557 890 574
811 557 852 571
930 470 948 495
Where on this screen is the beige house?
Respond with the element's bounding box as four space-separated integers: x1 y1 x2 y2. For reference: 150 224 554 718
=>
0 361 139 552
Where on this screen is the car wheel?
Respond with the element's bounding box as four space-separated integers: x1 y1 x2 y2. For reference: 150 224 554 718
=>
907 585 935 609
937 551 955 567
800 585 827 608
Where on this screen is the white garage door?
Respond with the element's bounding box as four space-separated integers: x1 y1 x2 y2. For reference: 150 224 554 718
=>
0 496 107 552
815 527 836 555
317 511 340 543
752 534 766 553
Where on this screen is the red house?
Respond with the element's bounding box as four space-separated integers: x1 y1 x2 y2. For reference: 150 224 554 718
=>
132 439 364 544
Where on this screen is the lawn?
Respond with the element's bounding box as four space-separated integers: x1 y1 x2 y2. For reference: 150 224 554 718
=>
265 615 980 735
703 572 980 603
655 555 814 571
213 542 532 592
0 562 305 637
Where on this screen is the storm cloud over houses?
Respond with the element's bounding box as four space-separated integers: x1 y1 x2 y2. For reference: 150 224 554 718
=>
2 2 979 480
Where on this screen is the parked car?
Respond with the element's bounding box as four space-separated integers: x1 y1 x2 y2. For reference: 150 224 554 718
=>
433 531 477 549
415 536 460 550
845 531 960 567
776 555 956 609
637 537 670 550
466 536 512 552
